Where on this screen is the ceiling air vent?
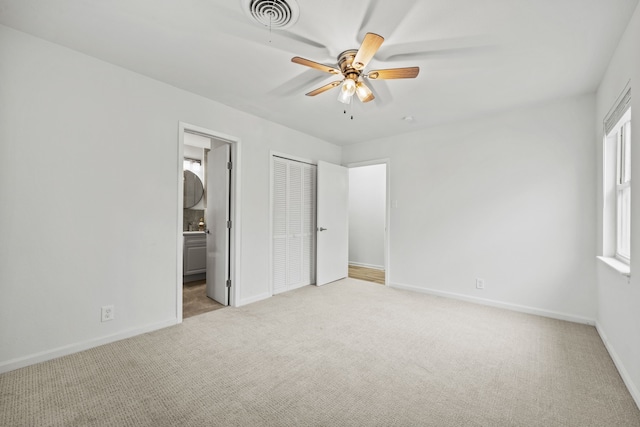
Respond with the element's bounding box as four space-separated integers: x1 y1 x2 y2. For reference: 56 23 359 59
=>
242 0 300 30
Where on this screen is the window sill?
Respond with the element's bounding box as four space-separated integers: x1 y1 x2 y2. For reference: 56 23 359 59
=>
597 256 631 277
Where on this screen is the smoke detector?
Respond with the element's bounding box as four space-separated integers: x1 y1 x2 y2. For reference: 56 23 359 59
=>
242 0 300 30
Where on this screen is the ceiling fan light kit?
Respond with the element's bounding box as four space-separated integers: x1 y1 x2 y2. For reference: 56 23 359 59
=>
337 87 353 104
355 81 374 103
291 32 420 105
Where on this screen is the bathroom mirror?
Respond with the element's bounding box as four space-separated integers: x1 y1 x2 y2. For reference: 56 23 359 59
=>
184 170 204 208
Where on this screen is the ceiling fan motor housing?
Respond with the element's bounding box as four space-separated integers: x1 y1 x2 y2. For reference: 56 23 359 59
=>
338 49 361 80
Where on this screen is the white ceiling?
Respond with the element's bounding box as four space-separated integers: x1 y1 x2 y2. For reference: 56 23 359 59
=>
1 0 637 145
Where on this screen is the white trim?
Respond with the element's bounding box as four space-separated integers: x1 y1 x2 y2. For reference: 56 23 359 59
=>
389 282 595 325
274 282 309 295
345 158 390 168
178 122 242 313
596 322 640 410
597 256 631 276
271 150 317 166
603 82 631 135
0 319 178 374
237 292 272 307
232 138 243 308
348 261 384 270
345 158 391 286
177 128 185 322
183 132 212 149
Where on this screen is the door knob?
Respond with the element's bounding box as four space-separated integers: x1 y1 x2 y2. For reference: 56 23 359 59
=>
318 227 327 231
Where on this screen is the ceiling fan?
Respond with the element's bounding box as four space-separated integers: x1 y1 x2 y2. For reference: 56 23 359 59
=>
291 32 419 104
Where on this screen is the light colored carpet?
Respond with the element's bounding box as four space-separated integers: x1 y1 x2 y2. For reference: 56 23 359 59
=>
1 278 639 426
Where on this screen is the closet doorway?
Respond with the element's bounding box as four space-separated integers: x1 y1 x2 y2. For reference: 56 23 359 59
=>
270 154 317 294
347 161 388 285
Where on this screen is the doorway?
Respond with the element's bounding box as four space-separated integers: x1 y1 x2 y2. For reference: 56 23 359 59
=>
270 155 351 294
347 161 388 285
270 154 317 295
178 123 240 321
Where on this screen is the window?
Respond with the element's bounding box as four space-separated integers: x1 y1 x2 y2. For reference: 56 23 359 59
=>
602 86 631 271
614 112 631 262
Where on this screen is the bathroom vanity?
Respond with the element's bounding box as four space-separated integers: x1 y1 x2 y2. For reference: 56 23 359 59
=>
183 231 206 280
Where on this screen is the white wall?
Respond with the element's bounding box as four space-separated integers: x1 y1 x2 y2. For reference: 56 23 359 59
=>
348 164 386 269
342 94 598 322
595 2 640 407
0 25 340 371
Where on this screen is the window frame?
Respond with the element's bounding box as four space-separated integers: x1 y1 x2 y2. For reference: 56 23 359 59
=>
609 108 631 265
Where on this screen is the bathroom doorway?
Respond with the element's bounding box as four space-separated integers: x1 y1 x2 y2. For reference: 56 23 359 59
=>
347 161 389 285
178 123 240 320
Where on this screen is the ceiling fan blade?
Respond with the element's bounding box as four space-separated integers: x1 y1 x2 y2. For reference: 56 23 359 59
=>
367 67 420 80
376 36 497 61
352 32 384 70
355 81 375 103
356 0 418 44
306 80 343 96
292 57 341 75
367 80 393 107
269 70 330 97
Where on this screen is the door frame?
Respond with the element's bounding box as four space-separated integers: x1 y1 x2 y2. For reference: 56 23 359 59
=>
177 122 242 320
345 159 390 286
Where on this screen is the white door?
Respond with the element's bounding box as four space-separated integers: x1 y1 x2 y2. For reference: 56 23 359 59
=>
272 157 316 294
316 161 349 286
205 143 230 305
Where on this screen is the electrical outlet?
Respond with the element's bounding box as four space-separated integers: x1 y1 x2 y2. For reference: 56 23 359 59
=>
476 278 485 290
101 305 115 322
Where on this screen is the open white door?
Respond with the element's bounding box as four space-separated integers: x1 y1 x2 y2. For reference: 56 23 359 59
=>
205 143 230 305
316 161 349 286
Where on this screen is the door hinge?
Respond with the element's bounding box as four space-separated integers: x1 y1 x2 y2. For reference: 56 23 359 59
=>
227 220 232 229
227 161 232 170
226 279 231 288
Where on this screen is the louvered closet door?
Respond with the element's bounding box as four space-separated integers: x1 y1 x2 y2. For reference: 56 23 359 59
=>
272 157 317 295
288 163 303 287
272 158 288 294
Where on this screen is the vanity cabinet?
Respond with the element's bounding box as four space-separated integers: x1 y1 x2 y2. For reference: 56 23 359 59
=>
183 232 206 276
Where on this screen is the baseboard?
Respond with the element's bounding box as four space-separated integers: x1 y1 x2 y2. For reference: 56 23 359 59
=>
389 282 595 325
348 261 384 270
237 292 271 307
0 318 178 374
596 322 640 410
183 273 206 283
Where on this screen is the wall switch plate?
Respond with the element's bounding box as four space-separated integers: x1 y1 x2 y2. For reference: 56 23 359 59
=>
101 305 115 322
476 279 485 290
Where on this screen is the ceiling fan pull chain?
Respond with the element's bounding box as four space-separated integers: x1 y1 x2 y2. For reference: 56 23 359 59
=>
268 6 272 43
